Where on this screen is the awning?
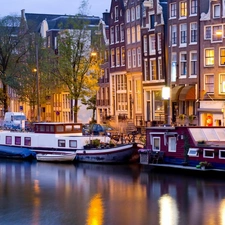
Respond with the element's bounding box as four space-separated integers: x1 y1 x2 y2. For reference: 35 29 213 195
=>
179 86 195 101
197 108 223 113
171 86 184 101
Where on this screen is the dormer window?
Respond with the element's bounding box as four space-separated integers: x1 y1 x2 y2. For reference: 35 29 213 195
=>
213 4 221 18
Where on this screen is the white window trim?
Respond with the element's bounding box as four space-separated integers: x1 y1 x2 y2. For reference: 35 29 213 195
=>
188 148 199 157
168 137 176 152
203 149 215 158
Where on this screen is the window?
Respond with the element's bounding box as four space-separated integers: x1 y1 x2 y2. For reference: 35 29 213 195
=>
136 5 140 19
149 14 155 29
205 74 214 93
190 52 197 76
150 59 157 80
144 60 149 81
188 148 199 157
149 34 156 55
115 25 119 43
131 27 136 43
131 7 135 21
120 24 124 42
158 58 163 79
15 136 21 145
180 1 187 17
132 49 136 68
220 48 225 65
190 22 197 43
180 23 187 45
127 50 131 68
153 137 160 151
137 48 141 67
6 136 12 145
205 49 214 66
219 74 225 93
126 9 130 23
170 3 176 18
219 150 225 159
111 48 115 67
127 28 131 44
205 26 211 40
58 140 66 147
116 47 120 66
24 137 31 146
143 35 148 54
171 53 177 82
69 140 77 148
180 53 187 76
171 25 177 45
203 149 214 158
213 4 220 18
212 25 223 42
168 137 176 152
157 33 162 51
190 0 197 15
136 25 141 42
110 27 114 44
115 6 119 21
121 47 125 66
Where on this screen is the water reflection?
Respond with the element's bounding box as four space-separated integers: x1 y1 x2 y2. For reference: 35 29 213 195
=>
0 160 225 225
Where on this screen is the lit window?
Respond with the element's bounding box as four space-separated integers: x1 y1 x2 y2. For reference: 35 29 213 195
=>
121 47 125 66
180 1 187 17
150 59 157 80
220 48 225 65
116 47 120 66
111 48 115 67
205 49 214 66
126 28 131 44
136 25 141 42
131 27 135 43
212 25 222 42
219 74 225 93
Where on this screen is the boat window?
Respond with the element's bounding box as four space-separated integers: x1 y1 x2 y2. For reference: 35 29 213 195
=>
219 150 225 159
40 125 45 132
58 140 66 147
50 126 54 132
56 125 64 132
6 136 12 145
203 149 214 158
168 137 176 152
15 136 21 145
46 126 50 132
24 137 31 146
73 125 81 130
69 140 77 148
153 137 160 151
188 148 199 157
65 125 72 132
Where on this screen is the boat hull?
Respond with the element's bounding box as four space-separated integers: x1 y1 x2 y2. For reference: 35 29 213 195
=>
36 153 76 162
75 144 135 163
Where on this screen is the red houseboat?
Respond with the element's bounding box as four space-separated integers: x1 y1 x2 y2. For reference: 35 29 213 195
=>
138 126 225 171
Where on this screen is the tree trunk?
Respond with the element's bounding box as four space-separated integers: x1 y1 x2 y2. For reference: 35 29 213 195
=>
3 83 8 113
73 98 78 123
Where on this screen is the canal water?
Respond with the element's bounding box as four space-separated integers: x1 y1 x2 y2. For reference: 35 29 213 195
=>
0 159 225 225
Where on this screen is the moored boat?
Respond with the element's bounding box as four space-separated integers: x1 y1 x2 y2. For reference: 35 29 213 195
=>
138 126 225 172
0 122 136 164
36 152 76 162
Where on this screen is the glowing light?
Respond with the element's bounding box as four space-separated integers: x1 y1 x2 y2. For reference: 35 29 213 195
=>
158 194 179 225
86 193 104 225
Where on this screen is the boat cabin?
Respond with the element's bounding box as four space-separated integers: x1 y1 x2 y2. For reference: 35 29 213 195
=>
139 126 225 170
34 122 83 134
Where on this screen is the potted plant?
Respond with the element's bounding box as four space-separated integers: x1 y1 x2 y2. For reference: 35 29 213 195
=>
188 114 196 125
92 139 101 148
199 161 212 170
179 114 186 125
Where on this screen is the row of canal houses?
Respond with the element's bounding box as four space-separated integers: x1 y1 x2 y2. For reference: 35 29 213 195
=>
11 0 225 127
97 0 225 129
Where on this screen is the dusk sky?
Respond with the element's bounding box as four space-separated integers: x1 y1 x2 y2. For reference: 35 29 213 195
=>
1 0 110 17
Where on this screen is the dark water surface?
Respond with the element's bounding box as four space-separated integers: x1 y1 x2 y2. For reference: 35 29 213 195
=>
0 159 225 225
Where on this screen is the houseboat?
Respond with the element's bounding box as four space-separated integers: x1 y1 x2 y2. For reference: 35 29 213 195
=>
138 126 225 171
0 122 136 164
